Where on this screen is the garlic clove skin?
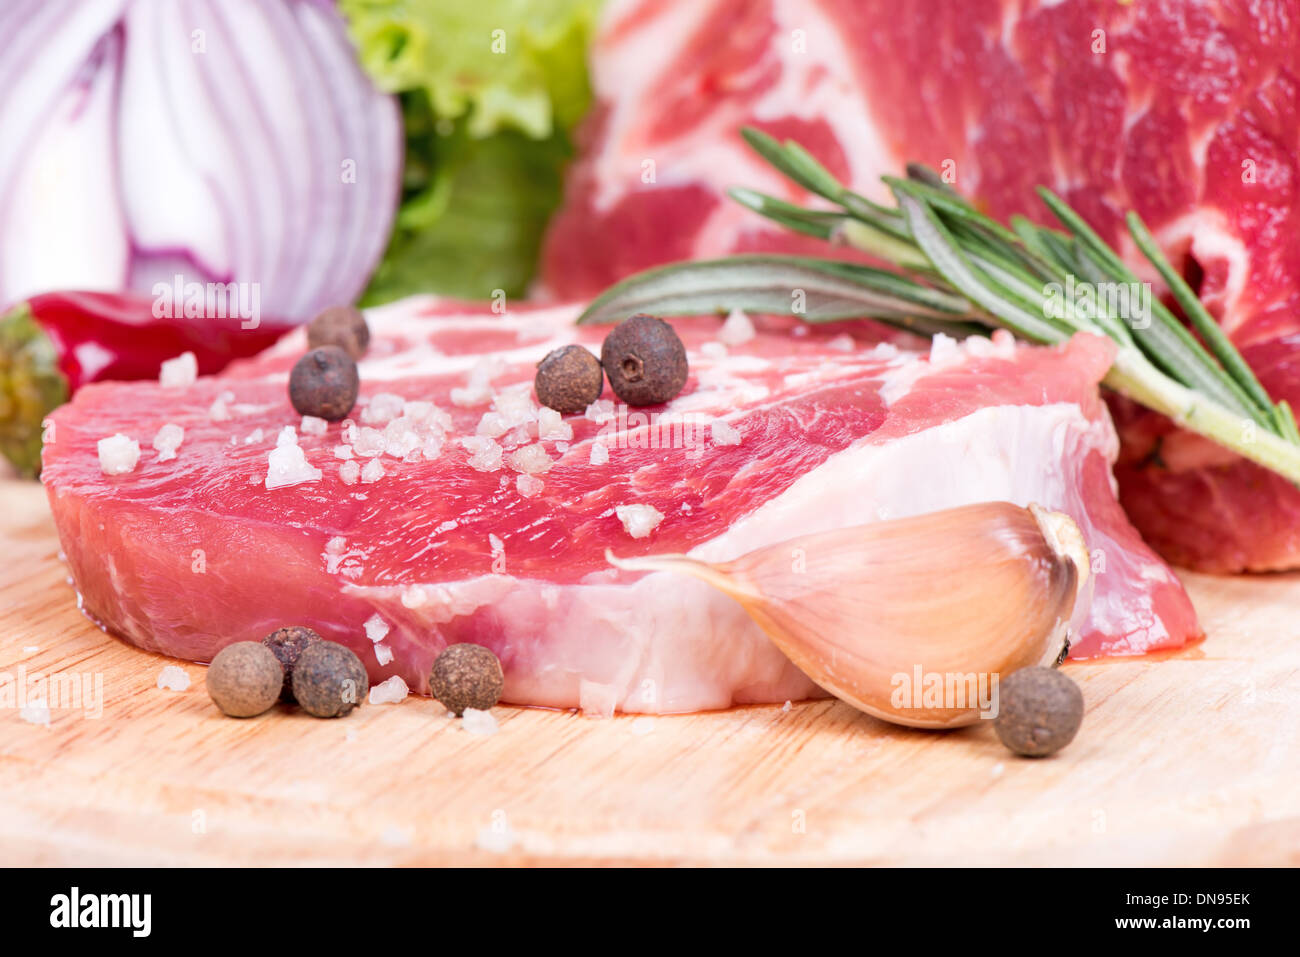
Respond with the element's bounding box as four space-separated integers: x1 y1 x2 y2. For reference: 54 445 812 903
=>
607 502 1089 729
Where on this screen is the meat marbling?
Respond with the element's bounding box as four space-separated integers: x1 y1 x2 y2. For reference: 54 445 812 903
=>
41 297 1197 712
541 0 1300 573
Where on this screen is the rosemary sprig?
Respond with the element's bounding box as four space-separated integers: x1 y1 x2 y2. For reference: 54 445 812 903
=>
576 127 1300 485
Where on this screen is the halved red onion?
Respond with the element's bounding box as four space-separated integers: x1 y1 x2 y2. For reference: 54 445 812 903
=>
0 0 402 325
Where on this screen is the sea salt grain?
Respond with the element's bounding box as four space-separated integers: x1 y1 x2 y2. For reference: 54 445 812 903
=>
516 474 544 498
334 444 354 459
711 420 742 446
585 398 615 424
507 443 552 475
243 428 264 444
462 708 499 736
589 441 610 466
20 700 51 727
699 341 728 359
461 436 503 472
159 351 198 387
339 460 360 484
361 392 405 426
826 333 856 353
209 390 235 421
152 423 184 461
353 426 386 457
718 308 756 346
536 407 573 442
276 425 298 447
300 415 328 436
364 614 390 643
374 643 394 666
360 458 385 483
450 358 501 407
265 443 322 489
616 503 664 539
156 665 190 691
97 434 140 475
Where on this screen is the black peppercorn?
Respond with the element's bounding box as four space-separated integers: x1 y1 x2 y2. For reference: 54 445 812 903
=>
430 643 504 716
535 345 604 414
306 305 370 360
288 346 359 421
600 314 689 406
993 666 1084 757
206 642 284 717
262 625 323 703
291 641 369 718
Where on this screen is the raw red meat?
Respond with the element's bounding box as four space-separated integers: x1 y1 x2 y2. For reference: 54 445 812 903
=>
542 0 1300 572
41 297 1197 712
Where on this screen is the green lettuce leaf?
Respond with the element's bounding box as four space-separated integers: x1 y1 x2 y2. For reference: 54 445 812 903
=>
341 0 602 302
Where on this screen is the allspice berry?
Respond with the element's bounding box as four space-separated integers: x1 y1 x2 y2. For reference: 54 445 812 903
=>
535 345 603 414
430 644 504 716
993 666 1084 757
288 346 359 421
307 305 370 360
600 314 689 406
291 641 369 718
262 625 323 704
207 642 284 718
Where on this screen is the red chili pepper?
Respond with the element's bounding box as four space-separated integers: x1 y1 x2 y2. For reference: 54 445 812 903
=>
1 290 293 476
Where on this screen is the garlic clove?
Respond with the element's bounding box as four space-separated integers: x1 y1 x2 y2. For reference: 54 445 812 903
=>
607 501 1089 729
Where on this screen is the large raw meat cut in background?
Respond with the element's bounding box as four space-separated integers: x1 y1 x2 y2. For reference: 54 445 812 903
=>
41 297 1196 713
542 0 1300 573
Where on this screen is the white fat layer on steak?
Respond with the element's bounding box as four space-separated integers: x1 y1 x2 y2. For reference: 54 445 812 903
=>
343 401 1113 713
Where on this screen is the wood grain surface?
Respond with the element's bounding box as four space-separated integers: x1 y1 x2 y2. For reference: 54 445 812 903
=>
1 477 1297 866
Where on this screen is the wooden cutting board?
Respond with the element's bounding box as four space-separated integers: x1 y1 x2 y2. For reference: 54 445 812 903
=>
1 477 1297 866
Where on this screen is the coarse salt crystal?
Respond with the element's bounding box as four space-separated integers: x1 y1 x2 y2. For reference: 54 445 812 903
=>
462 708 499 736
461 436 503 472
20 700 51 727
476 411 510 438
699 341 728 359
276 426 298 447
364 614 390 643
555 441 570 454
352 426 386 457
265 443 322 489
360 458 385 483
209 390 235 421
152 423 184 461
374 642 394 666
159 351 198 387
157 665 190 691
506 442 552 475
491 386 537 426
243 428 264 444
450 359 502 407
334 444 354 459
826 333 856 353
422 435 444 460
383 419 421 458
97 434 140 475
585 398 615 423
536 407 573 441
718 308 756 346
516 474 544 498
616 504 664 539
782 700 792 713
589 441 609 466
339 460 360 484
300 415 328 436
930 333 960 363
361 392 405 426
710 420 742 446
368 675 408 704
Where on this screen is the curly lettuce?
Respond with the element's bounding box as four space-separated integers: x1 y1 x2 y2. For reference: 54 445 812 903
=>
341 0 602 302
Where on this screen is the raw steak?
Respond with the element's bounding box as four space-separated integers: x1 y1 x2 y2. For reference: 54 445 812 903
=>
541 0 1300 572
41 297 1197 712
